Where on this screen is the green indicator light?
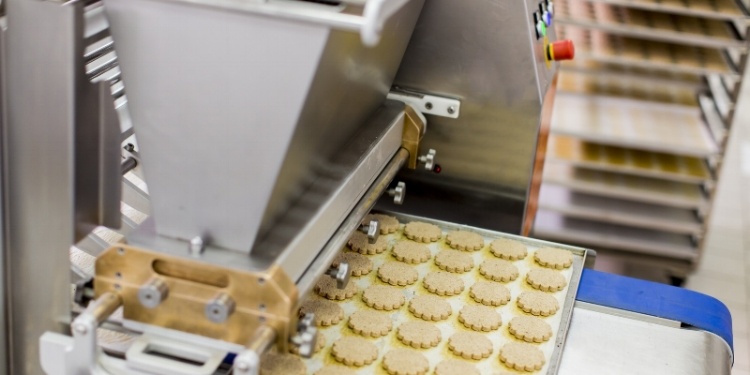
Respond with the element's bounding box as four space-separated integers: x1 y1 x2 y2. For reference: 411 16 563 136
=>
539 22 547 37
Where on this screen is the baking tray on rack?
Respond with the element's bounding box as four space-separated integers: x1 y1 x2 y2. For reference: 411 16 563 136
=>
299 211 593 374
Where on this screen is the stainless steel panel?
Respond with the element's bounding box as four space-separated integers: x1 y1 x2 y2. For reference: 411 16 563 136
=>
383 0 560 234
0 19 6 375
560 305 732 375
104 0 423 253
4 0 84 373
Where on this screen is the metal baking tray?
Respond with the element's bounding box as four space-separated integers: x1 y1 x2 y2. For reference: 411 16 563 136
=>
300 211 593 374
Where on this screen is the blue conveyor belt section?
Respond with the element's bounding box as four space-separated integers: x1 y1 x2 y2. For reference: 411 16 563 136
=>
576 269 734 353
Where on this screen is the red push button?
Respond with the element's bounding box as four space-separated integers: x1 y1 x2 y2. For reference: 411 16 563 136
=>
548 39 575 61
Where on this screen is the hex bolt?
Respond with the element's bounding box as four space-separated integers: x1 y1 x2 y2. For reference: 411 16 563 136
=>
205 293 236 323
137 277 169 309
326 261 351 289
387 181 406 205
359 219 380 244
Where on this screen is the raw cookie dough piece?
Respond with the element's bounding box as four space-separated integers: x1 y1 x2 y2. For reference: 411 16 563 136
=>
445 230 484 251
479 259 519 282
469 281 511 306
362 213 400 234
517 291 560 316
403 222 442 243
382 349 430 375
348 309 393 337
458 304 502 332
289 333 325 354
489 238 528 260
508 316 553 343
434 250 474 273
498 342 545 372
396 321 442 348
526 268 567 292
314 366 356 375
348 231 389 255
392 241 431 264
423 271 465 296
260 352 306 375
331 337 378 367
408 294 452 321
332 252 372 277
362 285 406 311
314 277 358 301
298 299 344 326
378 261 419 286
447 331 493 360
534 247 573 269
434 360 480 375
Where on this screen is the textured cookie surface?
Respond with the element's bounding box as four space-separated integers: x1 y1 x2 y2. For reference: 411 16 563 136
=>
526 268 567 292
396 321 442 349
332 252 372 277
331 337 378 366
260 352 306 375
299 299 344 326
392 241 431 264
434 360 480 375
445 230 484 251
313 366 356 375
408 294 452 321
378 261 419 286
403 222 442 243
348 310 392 337
508 316 553 343
534 247 573 269
314 277 357 301
469 281 511 306
498 342 545 372
382 349 430 375
423 271 465 296
517 291 560 316
362 285 406 311
479 259 519 282
434 250 474 273
362 213 400 234
447 332 493 360
348 231 389 255
458 304 502 332
489 238 528 260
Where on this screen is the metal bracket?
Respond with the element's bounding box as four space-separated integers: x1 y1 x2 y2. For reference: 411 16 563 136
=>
388 89 461 118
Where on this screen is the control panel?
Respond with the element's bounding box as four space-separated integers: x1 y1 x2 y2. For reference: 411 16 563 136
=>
526 0 575 102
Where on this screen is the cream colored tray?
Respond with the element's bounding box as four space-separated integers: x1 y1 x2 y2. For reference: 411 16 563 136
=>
550 91 718 157
556 0 746 49
581 0 749 21
546 135 712 184
300 212 590 374
558 25 738 77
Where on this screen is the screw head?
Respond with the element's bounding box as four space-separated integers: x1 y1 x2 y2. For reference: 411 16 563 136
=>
73 323 88 335
447 106 456 115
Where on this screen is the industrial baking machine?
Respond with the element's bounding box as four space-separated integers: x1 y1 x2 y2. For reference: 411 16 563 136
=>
0 0 735 373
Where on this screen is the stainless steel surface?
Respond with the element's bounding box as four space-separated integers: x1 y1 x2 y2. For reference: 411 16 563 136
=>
137 278 169 309
560 304 732 375
383 0 560 234
126 103 407 284
104 0 423 253
204 293 236 324
0 17 5 375
4 0 85 373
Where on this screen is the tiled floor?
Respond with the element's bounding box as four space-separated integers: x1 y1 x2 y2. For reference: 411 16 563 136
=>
683 76 750 373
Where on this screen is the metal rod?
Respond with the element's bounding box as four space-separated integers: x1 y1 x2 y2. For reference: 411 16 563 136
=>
121 156 137 175
87 292 122 324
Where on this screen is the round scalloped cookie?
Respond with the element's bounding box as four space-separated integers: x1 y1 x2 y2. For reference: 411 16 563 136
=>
403 222 442 243
313 366 356 375
534 247 573 269
434 360 480 375
382 349 430 375
392 241 431 264
469 281 511 306
260 352 306 375
408 294 452 321
458 304 502 332
498 342 545 372
489 238 528 260
526 268 567 292
347 231 389 255
445 230 484 251
332 251 372 277
423 271 465 296
447 331 493 360
479 259 519 283
507 316 553 343
298 299 344 326
314 277 357 301
378 261 419 286
348 309 392 338
434 249 474 273
362 285 406 311
396 321 442 349
362 213 400 234
516 291 560 316
331 337 378 367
